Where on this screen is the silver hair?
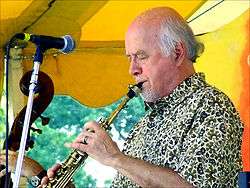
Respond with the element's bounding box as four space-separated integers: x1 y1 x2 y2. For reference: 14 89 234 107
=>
159 16 204 63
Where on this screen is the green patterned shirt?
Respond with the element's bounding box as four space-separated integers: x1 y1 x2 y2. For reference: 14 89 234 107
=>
111 73 243 188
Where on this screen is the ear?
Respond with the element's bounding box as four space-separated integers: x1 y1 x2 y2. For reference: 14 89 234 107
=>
173 42 186 66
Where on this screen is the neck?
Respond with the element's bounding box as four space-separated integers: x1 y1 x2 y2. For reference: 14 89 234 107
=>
178 59 196 81
161 61 196 98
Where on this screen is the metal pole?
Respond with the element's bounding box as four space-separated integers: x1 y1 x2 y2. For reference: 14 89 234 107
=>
12 47 43 188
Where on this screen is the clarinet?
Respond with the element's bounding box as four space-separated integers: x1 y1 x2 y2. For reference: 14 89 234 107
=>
44 82 143 188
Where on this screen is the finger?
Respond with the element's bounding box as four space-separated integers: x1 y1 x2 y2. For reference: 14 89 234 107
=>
65 136 91 148
47 163 61 178
66 142 88 152
0 155 5 163
51 163 61 171
40 176 49 186
83 121 101 132
75 131 94 141
75 131 95 143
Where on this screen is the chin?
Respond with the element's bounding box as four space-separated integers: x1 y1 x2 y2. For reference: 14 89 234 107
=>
140 89 159 103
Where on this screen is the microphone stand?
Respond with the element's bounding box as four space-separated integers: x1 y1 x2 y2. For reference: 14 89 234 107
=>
12 46 44 188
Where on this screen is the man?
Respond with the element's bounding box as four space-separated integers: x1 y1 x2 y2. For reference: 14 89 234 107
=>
41 7 243 187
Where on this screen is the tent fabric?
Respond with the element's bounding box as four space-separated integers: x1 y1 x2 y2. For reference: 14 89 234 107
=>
195 9 249 171
8 48 26 118
0 0 107 47
0 0 54 47
0 0 205 107
81 0 204 41
187 0 250 34
0 0 248 106
22 44 132 107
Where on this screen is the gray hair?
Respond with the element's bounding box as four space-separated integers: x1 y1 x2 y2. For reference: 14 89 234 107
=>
158 16 204 63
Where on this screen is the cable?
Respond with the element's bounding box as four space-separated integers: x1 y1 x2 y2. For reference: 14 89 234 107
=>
3 35 18 188
23 0 56 31
188 0 225 23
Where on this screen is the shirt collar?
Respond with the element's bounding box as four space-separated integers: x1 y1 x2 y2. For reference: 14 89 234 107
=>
144 72 207 111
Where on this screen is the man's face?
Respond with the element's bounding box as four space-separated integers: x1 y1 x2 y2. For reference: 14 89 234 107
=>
125 26 178 102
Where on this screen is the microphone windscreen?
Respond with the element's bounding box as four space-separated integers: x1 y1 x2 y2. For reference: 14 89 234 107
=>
60 35 75 54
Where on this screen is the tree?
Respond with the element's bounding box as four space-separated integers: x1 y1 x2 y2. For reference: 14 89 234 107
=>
29 95 145 187
0 95 145 187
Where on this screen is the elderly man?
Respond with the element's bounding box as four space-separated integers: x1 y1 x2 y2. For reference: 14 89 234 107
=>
42 7 243 188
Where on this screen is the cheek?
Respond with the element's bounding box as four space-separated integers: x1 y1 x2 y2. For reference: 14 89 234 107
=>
144 58 176 88
141 64 162 87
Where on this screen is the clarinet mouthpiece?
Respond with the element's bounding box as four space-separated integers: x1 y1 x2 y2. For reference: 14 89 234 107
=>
127 82 144 99
136 81 145 89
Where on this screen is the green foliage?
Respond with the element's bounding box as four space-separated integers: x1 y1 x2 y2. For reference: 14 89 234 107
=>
27 121 97 187
0 95 145 187
0 108 6 149
104 179 112 187
0 108 5 125
31 95 144 187
42 95 145 140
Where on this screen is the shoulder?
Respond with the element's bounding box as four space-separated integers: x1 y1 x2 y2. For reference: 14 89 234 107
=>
192 83 243 133
195 83 237 114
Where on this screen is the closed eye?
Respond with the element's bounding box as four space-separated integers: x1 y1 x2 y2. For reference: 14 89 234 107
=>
125 50 149 63
137 53 149 60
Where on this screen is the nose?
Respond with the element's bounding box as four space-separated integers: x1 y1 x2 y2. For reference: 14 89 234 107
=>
129 57 142 76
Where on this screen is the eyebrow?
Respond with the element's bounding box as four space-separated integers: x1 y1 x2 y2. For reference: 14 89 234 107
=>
135 50 147 56
126 50 147 57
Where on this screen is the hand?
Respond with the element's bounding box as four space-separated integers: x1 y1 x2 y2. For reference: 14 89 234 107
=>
66 121 122 167
38 163 61 188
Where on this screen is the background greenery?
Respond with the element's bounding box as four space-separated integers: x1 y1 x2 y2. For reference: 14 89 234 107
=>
0 95 145 187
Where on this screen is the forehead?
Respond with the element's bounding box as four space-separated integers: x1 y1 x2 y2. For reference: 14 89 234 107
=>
125 25 160 54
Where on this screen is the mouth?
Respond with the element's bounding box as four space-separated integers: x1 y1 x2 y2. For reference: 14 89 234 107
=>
136 80 147 89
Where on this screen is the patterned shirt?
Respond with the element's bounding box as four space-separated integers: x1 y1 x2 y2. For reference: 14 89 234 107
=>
111 73 243 188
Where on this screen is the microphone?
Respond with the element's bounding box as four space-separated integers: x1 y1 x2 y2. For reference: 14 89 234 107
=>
14 33 75 53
